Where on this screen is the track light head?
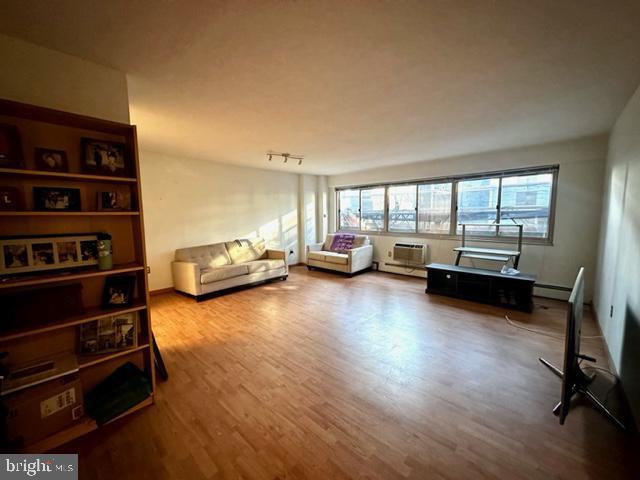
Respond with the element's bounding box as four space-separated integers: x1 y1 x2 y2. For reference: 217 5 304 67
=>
298 158 302 166
268 154 272 161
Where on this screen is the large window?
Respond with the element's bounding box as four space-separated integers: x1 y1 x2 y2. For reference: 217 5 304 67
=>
336 165 558 242
388 185 417 232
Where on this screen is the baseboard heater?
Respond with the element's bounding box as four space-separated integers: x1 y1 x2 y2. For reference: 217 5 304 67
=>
384 262 427 270
533 283 572 292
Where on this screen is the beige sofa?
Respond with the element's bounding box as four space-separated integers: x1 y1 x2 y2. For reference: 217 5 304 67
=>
172 238 287 300
306 234 373 275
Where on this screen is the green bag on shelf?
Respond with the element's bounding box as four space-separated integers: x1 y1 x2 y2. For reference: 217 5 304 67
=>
84 362 152 425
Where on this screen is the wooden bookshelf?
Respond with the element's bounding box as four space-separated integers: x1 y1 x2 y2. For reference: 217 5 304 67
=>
0 99 155 453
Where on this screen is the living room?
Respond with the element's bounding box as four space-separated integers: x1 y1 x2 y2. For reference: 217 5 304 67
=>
0 1 639 478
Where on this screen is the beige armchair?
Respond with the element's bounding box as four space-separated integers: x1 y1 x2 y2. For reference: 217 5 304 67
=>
306 234 373 275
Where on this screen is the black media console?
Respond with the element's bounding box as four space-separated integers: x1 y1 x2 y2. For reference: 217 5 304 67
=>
425 263 536 312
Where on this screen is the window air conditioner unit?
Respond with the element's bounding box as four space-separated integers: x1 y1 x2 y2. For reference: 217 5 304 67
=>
393 243 426 264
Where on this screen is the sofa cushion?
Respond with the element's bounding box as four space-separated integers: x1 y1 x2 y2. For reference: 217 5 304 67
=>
321 251 349 265
225 238 266 264
200 264 249 284
245 259 285 274
308 251 327 262
324 234 369 252
175 243 231 269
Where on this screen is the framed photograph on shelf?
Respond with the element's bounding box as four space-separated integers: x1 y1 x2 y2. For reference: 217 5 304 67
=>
33 186 81 211
102 275 135 308
78 312 138 355
35 148 69 172
0 124 24 169
0 234 98 276
0 186 24 211
97 191 131 211
81 138 128 177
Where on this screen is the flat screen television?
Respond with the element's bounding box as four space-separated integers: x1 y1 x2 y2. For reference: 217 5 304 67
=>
539 267 625 429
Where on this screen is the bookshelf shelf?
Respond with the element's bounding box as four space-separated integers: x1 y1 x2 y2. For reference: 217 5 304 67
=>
0 303 147 342
20 396 154 454
0 211 140 216
0 167 137 183
0 98 155 453
79 344 150 370
0 263 144 290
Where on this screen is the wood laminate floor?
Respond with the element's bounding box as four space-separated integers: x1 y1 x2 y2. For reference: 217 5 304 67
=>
64 267 638 479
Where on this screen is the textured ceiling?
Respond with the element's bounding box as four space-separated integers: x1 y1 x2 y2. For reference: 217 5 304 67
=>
1 0 640 175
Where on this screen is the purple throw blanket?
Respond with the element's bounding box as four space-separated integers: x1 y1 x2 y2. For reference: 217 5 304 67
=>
330 233 355 252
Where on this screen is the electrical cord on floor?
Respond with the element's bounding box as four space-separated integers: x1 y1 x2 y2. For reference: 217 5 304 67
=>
579 359 619 404
404 259 416 274
504 315 603 339
505 315 563 339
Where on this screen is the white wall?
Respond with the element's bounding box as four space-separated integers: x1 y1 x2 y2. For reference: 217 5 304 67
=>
299 174 318 256
139 151 300 291
594 85 640 422
317 175 329 240
0 34 129 123
329 136 607 300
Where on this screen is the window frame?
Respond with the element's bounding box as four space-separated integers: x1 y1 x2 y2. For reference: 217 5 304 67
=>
335 165 559 245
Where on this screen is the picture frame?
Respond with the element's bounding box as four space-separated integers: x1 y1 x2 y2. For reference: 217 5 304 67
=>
81 138 128 177
102 275 135 309
35 148 69 172
0 186 24 211
0 234 98 276
33 186 81 211
78 312 138 355
0 124 24 169
96 191 132 211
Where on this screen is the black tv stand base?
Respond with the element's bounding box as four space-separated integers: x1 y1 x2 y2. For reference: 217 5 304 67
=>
538 357 626 430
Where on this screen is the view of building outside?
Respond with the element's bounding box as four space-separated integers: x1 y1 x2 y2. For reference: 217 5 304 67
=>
456 177 500 235
360 187 385 231
338 189 360 229
499 173 553 237
418 183 452 233
388 185 417 232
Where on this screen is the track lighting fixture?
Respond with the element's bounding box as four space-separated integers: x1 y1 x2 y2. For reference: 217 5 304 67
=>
266 151 304 166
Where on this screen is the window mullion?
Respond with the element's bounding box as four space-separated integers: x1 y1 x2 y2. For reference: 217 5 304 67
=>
496 177 502 237
413 184 418 233
337 191 341 231
450 180 458 236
